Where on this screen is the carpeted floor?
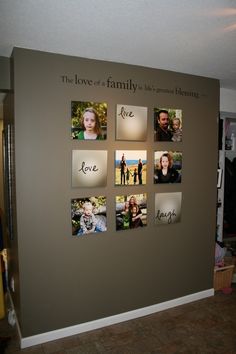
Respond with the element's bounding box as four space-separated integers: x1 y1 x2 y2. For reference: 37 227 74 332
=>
0 285 236 353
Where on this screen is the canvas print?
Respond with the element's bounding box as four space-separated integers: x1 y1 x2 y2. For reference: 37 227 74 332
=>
217 169 222 188
154 151 182 183
155 192 182 225
115 150 147 186
154 108 182 142
71 101 107 140
115 193 147 231
116 104 147 141
72 150 107 187
71 196 107 236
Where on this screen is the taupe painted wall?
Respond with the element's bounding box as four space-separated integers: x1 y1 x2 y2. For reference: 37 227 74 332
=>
0 56 10 210
0 56 10 91
0 120 4 212
10 48 218 337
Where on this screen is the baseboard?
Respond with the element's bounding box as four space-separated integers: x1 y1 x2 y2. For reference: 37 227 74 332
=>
13 288 213 349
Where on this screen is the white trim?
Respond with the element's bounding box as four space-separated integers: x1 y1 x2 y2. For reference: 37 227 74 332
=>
19 288 214 349
8 291 22 338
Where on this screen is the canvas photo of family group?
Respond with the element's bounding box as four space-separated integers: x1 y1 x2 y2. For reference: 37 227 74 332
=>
115 150 147 186
115 194 147 231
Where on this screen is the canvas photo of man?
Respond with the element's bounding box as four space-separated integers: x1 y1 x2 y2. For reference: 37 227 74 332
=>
154 108 182 142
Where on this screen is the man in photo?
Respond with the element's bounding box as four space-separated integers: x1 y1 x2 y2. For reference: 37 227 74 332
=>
155 110 173 141
120 153 127 185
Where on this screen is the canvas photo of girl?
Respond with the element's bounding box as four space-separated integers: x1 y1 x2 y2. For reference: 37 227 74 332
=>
71 101 107 140
154 151 182 184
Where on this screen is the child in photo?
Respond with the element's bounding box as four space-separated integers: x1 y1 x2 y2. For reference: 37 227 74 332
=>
171 118 182 142
121 201 130 229
77 201 101 235
77 107 103 140
154 152 180 184
132 168 138 185
126 167 131 185
130 205 143 228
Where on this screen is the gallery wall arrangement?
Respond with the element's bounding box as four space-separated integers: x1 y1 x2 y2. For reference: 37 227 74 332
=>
70 101 183 236
3 48 219 343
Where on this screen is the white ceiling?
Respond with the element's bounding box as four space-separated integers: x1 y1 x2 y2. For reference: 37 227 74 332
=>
0 0 236 91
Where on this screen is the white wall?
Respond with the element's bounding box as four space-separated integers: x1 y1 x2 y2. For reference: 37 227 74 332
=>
220 88 236 113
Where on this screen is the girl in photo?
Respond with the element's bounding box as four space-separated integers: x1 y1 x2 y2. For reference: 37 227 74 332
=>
77 107 103 140
121 201 130 229
132 168 138 185
154 152 180 183
130 205 143 228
